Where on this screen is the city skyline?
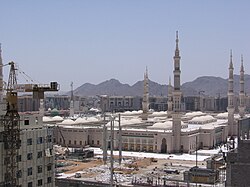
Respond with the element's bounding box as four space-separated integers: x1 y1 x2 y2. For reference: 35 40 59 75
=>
0 1 250 91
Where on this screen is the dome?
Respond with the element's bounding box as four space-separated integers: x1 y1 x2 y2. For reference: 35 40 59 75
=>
185 111 204 117
87 117 99 122
61 119 75 125
43 116 52 122
189 115 216 124
148 121 186 129
216 112 228 119
151 111 167 117
74 117 88 124
52 116 63 121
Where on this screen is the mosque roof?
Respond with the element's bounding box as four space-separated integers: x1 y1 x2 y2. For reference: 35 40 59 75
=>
61 119 75 125
188 115 216 124
150 111 168 117
122 110 143 116
216 112 228 119
185 111 205 117
148 120 186 129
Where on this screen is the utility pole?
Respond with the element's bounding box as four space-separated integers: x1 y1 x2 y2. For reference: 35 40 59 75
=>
110 116 114 187
118 113 122 165
103 121 108 164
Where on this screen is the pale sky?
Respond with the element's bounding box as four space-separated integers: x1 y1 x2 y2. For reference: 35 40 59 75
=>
0 0 249 91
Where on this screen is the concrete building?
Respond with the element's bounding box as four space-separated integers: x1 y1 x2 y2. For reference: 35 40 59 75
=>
0 107 55 187
226 117 250 187
0 47 55 186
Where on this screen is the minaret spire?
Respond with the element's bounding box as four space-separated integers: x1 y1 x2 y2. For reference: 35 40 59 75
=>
240 54 244 72
175 31 179 56
142 67 149 120
230 50 233 69
69 81 75 117
0 43 4 101
172 31 182 153
239 54 245 118
227 50 235 136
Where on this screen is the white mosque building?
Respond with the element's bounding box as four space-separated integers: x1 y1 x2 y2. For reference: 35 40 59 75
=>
46 33 245 154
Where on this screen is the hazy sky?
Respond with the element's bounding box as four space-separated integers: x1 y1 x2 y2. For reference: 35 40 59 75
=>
0 1 249 91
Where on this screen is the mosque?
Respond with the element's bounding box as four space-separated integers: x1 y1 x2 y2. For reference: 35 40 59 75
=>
47 32 245 154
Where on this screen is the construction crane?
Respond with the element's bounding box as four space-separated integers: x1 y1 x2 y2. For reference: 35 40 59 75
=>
2 61 20 187
1 61 59 186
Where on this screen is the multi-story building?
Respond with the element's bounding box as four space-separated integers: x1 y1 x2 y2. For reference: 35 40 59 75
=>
0 46 55 186
0 107 55 187
226 117 250 187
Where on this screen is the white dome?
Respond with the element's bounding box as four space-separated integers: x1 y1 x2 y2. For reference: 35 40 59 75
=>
74 117 88 124
122 110 143 115
52 116 63 121
87 117 99 122
189 115 216 124
61 119 75 125
43 116 52 122
216 112 228 119
148 121 172 129
151 111 167 116
185 111 204 117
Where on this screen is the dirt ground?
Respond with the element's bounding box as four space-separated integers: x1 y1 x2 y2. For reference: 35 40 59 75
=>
60 159 103 174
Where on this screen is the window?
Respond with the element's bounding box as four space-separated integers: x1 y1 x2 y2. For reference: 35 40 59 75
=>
28 167 32 176
92 140 94 145
69 140 71 145
47 164 52 171
4 157 10 165
16 155 22 162
37 179 43 186
97 140 100 145
27 153 33 160
37 165 42 173
37 151 42 159
80 141 82 145
27 138 32 145
47 177 52 183
37 137 43 144
47 135 52 142
74 140 77 145
24 119 29 125
28 182 32 187
16 170 22 178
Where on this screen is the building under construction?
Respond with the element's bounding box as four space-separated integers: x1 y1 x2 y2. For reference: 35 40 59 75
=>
0 46 58 187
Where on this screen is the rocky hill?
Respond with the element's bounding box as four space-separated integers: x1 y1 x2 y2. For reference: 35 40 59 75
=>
73 74 250 97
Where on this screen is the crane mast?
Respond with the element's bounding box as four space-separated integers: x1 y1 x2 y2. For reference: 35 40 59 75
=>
2 61 20 186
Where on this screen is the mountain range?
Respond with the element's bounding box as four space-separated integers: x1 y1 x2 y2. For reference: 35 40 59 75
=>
73 74 250 97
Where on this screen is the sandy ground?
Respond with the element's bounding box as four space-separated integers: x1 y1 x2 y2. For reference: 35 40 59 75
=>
59 159 103 174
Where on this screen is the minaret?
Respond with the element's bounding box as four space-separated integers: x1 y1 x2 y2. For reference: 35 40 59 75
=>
172 31 182 152
167 77 173 118
0 43 3 101
239 55 245 118
69 81 74 117
227 50 235 136
142 67 149 120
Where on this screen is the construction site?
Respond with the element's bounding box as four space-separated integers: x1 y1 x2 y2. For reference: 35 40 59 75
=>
53 146 227 187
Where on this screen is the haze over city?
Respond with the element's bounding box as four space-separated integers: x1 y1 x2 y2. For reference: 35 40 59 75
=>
1 0 250 91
